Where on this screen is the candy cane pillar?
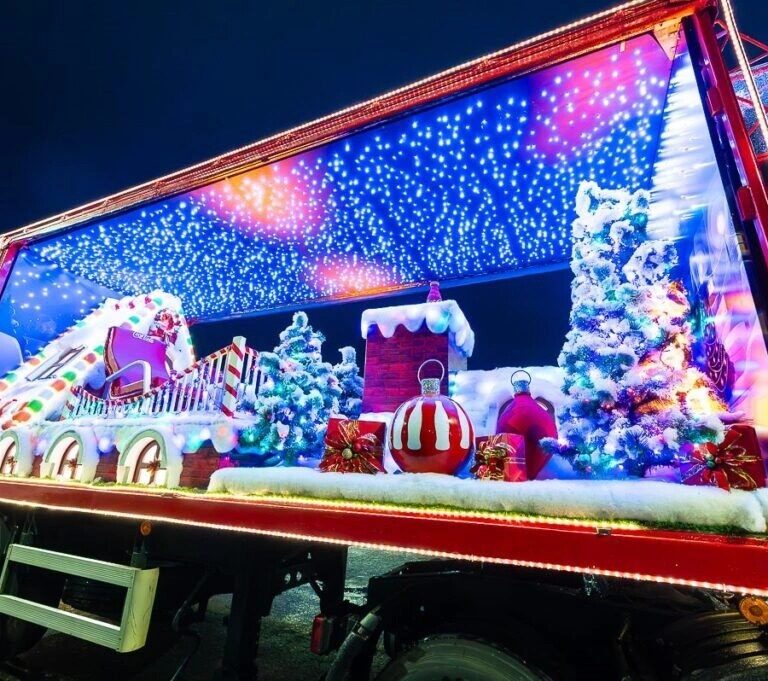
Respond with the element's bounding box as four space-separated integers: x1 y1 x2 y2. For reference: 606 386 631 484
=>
221 336 246 417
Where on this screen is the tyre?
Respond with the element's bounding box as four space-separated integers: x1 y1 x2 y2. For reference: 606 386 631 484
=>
376 635 551 681
661 611 768 680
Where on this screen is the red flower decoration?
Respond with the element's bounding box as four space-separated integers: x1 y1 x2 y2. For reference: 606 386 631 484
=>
683 428 762 491
320 420 384 474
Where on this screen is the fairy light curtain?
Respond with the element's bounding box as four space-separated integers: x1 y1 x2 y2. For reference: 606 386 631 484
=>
1 33 674 356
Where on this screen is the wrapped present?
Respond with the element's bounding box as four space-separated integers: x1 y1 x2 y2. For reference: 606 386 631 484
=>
471 433 526 482
319 417 386 474
680 424 766 491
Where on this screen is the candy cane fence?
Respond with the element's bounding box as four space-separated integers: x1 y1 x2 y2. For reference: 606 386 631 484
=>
63 338 262 420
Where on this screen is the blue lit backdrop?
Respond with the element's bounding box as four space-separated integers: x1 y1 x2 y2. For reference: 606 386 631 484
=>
1 34 674 355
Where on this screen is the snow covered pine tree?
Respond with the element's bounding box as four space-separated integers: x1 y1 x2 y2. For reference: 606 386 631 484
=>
239 312 341 465
333 346 364 419
543 181 725 477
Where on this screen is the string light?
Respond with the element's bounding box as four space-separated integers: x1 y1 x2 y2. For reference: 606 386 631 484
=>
6 35 670 332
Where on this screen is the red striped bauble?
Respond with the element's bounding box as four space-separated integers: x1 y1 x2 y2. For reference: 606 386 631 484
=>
389 360 474 474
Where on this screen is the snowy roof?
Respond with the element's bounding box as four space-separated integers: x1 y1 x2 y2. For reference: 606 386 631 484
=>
361 300 475 357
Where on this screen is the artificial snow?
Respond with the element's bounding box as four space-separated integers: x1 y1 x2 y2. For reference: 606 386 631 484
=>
361 300 475 357
208 467 767 533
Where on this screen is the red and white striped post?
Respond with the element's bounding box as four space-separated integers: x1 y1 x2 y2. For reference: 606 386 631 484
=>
220 336 246 417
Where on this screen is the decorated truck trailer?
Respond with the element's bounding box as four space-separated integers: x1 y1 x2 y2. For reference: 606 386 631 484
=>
1 0 768 678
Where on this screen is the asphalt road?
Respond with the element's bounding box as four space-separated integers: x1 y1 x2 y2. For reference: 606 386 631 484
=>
0 549 414 681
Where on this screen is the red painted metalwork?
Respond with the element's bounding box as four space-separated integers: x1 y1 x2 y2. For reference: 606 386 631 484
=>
713 19 768 163
0 478 764 594
692 11 768 275
0 241 25 301
0 0 712 251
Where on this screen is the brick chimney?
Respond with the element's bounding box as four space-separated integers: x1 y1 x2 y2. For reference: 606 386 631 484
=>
360 300 474 413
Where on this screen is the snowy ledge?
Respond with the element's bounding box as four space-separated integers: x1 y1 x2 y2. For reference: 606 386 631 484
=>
208 468 768 534
361 300 475 357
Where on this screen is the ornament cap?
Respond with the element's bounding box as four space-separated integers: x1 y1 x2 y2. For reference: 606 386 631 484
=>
418 359 445 396
426 281 442 302
510 369 532 395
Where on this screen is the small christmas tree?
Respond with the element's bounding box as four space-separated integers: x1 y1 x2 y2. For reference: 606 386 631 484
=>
544 182 725 477
333 346 364 419
239 311 341 464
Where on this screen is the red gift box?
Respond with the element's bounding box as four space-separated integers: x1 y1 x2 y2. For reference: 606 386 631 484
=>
320 417 386 474
680 424 766 491
471 433 527 482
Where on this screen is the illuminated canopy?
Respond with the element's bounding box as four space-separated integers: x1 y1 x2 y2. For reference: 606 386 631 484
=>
2 34 672 342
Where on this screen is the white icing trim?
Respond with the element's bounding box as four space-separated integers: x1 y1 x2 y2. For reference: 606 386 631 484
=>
407 400 424 450
433 401 450 451
361 300 475 357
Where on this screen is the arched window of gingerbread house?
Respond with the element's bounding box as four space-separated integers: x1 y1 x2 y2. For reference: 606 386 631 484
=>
54 438 81 480
132 439 165 485
0 438 17 476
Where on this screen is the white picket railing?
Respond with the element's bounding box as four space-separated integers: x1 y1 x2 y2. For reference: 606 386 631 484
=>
62 341 262 421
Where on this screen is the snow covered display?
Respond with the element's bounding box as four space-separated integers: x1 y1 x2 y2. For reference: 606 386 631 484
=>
3 12 768 547
238 311 341 465
0 168 766 532
542 181 726 478
333 346 364 419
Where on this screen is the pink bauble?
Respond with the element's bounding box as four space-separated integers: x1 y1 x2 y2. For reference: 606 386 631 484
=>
496 370 557 479
389 360 474 474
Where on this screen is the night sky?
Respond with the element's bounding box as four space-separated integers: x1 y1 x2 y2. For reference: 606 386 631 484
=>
1 0 766 369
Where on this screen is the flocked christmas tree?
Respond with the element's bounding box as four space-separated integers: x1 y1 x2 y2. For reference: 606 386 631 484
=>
239 311 341 465
333 346 364 419
543 182 725 477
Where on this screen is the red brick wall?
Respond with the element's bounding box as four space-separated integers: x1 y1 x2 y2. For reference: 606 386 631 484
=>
30 455 41 479
94 451 118 483
362 322 461 413
179 446 232 489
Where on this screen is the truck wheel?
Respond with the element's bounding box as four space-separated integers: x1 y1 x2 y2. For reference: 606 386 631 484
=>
661 611 768 680
375 635 551 681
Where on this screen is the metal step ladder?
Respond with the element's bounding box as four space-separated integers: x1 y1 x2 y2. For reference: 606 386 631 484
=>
0 544 158 652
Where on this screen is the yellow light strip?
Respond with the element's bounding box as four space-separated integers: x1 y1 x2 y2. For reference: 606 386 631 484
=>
719 0 768 153
0 0 661 248
0 476 648 531
202 491 648 530
2 493 766 597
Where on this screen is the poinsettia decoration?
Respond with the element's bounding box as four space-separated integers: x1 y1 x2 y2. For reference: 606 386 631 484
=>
319 419 384 474
680 427 763 491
